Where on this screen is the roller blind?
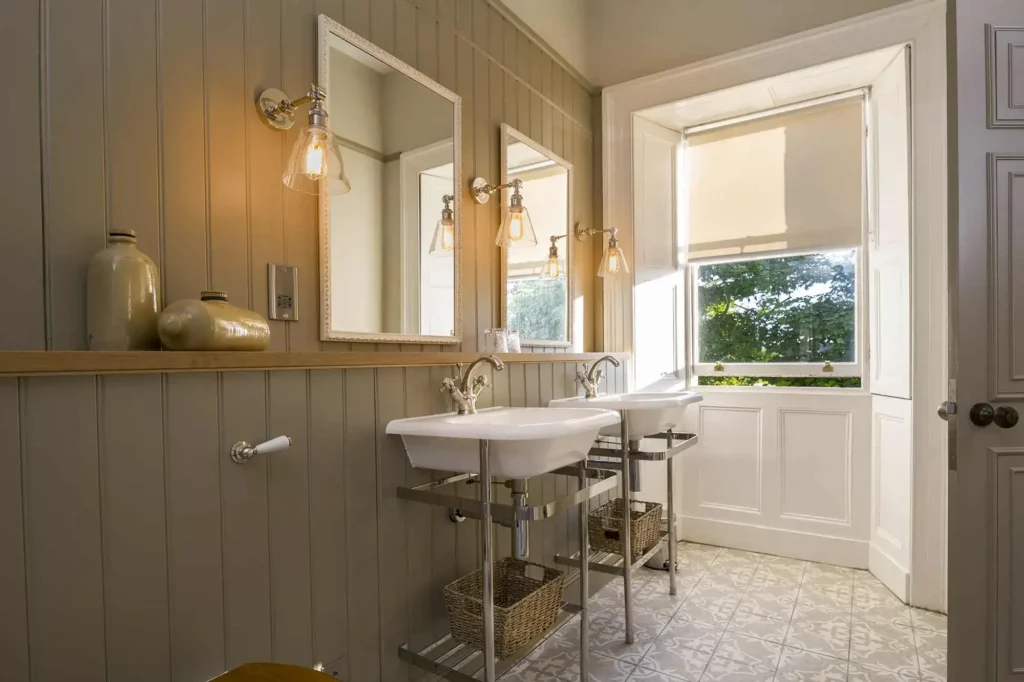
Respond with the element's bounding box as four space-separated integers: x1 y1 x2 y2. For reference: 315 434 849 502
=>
685 98 864 260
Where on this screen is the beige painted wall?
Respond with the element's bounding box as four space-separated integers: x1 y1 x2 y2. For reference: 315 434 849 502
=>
0 0 598 354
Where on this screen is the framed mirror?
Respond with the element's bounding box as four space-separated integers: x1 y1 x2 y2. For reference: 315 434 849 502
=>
500 125 574 347
318 15 461 343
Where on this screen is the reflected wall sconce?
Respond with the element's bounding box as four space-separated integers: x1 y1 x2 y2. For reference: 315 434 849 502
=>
429 194 456 255
576 225 629 277
256 83 351 195
543 234 569 279
471 177 537 248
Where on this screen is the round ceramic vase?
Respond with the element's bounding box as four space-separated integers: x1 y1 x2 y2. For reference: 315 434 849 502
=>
86 230 161 350
158 291 271 351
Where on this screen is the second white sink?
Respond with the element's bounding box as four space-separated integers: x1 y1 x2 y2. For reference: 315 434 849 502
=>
386 406 620 478
549 392 703 438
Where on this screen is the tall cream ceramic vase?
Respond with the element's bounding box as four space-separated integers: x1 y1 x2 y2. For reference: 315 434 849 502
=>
86 230 161 350
158 292 270 351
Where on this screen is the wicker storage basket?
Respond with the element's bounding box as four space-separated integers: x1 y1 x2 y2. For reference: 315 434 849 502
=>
588 498 662 557
443 556 564 660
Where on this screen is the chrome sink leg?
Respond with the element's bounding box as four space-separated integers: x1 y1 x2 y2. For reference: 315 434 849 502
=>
479 439 495 682
578 465 590 680
667 431 677 597
621 412 634 645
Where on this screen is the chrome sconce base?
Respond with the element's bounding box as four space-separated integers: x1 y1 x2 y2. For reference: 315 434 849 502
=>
471 176 522 204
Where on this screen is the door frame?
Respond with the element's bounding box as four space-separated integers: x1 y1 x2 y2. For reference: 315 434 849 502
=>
601 0 948 610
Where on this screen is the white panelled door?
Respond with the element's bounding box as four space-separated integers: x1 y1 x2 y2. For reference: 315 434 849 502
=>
631 116 683 390
949 1 1024 679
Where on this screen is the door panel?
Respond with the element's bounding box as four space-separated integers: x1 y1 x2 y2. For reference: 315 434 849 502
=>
950 1 1024 679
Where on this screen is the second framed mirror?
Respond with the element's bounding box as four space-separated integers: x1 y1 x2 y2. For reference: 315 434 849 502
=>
499 125 574 348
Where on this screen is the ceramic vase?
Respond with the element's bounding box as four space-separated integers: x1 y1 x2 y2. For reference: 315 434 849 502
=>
86 230 161 350
158 291 271 351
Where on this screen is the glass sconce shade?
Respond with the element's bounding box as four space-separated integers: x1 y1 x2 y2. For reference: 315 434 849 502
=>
430 217 456 255
598 235 629 277
283 124 351 195
496 204 537 247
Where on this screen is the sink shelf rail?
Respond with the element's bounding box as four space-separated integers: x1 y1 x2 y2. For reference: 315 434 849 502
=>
589 430 699 462
553 530 670 576
396 467 618 524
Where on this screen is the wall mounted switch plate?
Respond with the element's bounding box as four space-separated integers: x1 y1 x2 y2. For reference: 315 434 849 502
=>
268 264 298 321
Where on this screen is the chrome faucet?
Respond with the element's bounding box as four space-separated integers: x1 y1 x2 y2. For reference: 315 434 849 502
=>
577 355 621 398
441 355 506 414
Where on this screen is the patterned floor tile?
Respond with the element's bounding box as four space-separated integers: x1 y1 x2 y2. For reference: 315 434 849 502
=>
846 662 914 681
677 595 742 627
783 618 851 660
735 589 797 621
713 631 783 672
915 628 946 681
725 610 789 644
659 617 725 654
628 667 697 682
773 646 848 681
849 618 919 677
637 639 713 681
558 652 637 682
910 608 947 633
698 655 775 681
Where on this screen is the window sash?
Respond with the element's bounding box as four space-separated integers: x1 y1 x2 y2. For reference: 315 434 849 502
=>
688 248 863 379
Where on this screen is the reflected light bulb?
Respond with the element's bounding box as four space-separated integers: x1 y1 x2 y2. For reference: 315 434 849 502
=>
441 221 455 251
543 256 560 279
508 211 524 241
303 134 328 180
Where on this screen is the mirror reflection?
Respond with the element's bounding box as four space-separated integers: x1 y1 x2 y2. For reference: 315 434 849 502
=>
321 21 460 342
502 126 573 346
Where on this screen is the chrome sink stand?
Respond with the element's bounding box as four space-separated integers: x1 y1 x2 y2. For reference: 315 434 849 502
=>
396 443 620 682
553 428 699 645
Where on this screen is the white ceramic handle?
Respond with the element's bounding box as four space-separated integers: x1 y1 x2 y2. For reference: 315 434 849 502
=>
254 435 292 455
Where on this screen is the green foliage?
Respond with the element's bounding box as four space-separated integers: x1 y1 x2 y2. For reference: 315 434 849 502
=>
507 278 567 341
698 376 862 388
697 251 856 365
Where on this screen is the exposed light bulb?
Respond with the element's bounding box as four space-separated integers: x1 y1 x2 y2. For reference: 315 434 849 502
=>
440 220 455 251
303 132 328 180
508 210 524 241
543 255 561 279
606 250 619 274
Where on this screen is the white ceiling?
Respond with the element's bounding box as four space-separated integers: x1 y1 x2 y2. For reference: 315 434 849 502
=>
635 45 904 133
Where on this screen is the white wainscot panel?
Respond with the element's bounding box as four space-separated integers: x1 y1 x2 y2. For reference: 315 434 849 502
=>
779 409 852 525
870 395 911 599
696 406 762 513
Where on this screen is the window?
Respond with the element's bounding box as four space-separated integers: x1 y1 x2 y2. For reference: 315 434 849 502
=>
691 249 860 380
506 278 568 342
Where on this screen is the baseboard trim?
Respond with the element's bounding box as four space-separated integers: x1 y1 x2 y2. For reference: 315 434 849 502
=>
679 516 870 568
869 542 910 601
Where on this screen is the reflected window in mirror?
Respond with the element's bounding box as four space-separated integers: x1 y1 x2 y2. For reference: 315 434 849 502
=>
319 16 461 343
501 126 573 347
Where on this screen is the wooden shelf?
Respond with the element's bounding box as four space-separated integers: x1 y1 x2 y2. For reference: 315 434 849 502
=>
0 351 629 377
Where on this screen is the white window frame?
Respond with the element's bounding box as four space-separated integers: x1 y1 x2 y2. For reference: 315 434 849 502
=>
688 245 867 380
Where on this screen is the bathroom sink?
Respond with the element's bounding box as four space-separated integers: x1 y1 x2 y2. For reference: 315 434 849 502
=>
548 392 703 438
386 406 620 478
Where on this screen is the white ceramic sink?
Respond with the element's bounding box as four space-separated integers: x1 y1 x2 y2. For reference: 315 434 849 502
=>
386 406 620 478
548 392 703 438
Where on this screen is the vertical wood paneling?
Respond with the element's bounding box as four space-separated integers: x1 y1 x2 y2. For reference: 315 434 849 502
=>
0 380 29 680
376 368 409 682
474 49 492 342
371 0 397 56
99 375 171 682
268 371 314 665
160 0 209 304
344 368 381 681
416 4 438 81
107 0 162 305
457 35 477 351
46 0 106 349
395 0 416 70
281 0 321 352
308 370 348 668
220 372 273 667
428 364 458 641
165 373 225 682
207 0 250 307
403 367 436 652
245 2 287 350
0 1 45 349
23 377 106 680
343 0 371 39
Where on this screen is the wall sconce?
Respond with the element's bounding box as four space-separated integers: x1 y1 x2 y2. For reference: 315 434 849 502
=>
543 235 569 279
576 225 629 277
471 177 537 248
429 194 456 256
256 83 351 196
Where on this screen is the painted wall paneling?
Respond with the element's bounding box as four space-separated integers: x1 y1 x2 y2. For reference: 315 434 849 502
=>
869 394 912 601
675 390 872 568
0 0 596 353
1 359 627 682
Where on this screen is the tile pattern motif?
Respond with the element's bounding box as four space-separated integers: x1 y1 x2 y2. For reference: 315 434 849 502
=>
500 543 946 682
